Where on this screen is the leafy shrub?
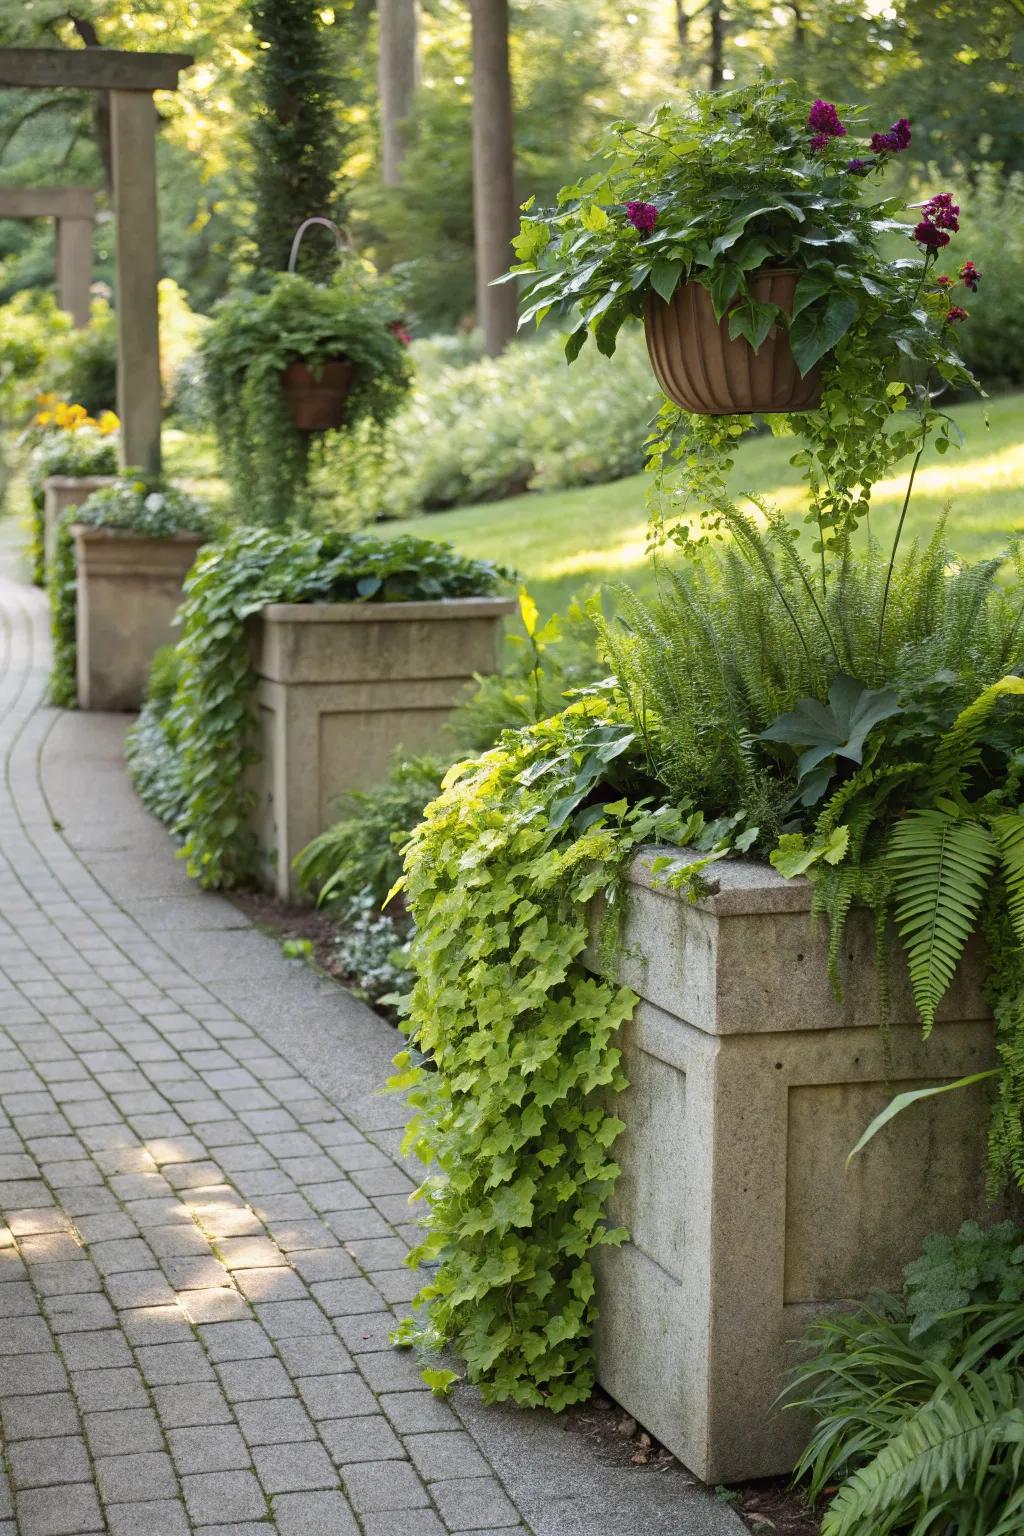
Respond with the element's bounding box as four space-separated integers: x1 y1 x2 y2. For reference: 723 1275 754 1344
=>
789 1221 1024 1536
49 477 213 708
24 406 119 585
201 266 412 526
124 646 188 830
361 329 660 519
940 166 1024 391
330 890 414 1006
126 525 507 891
0 291 72 424
51 300 117 415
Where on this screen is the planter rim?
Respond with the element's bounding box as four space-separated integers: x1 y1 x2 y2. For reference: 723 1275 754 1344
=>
43 474 118 490
70 525 206 545
258 596 517 624
627 843 813 917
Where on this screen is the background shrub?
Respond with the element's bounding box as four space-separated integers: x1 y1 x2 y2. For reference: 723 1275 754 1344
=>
942 167 1024 392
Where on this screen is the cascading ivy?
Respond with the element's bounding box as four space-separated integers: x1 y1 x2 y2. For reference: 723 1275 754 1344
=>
131 525 506 890
389 694 690 1408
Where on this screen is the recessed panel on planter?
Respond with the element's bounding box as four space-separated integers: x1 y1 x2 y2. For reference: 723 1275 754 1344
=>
783 1074 993 1305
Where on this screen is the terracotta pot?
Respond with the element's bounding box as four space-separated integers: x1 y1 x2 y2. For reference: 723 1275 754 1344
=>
281 359 355 431
644 268 821 415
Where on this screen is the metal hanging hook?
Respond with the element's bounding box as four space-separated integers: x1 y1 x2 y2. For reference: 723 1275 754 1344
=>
287 217 354 274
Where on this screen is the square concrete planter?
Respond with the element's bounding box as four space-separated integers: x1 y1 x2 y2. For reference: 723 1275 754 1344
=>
43 475 117 569
248 596 516 900
73 526 205 711
587 849 1022 1484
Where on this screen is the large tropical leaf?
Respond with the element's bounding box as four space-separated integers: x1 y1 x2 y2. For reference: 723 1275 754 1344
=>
761 674 902 779
887 810 997 1034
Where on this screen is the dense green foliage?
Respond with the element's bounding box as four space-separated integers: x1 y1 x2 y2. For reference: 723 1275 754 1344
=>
49 477 212 709
391 695 689 1408
246 0 346 279
201 267 411 525
126 525 505 890
788 1220 1024 1536
948 168 1024 391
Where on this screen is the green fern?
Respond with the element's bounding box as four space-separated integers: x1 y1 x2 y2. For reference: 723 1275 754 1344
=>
821 1364 1024 1536
887 811 998 1035
933 675 1024 791
993 812 1024 948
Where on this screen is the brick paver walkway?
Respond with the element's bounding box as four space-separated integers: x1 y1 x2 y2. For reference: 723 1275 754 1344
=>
0 523 740 1536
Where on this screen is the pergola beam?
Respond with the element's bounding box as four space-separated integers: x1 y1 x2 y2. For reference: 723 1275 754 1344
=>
0 187 96 219
0 48 191 93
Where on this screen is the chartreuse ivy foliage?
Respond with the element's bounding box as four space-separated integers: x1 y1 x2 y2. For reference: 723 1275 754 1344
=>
126 525 505 891
201 265 411 527
389 694 691 1408
48 476 213 709
787 1220 1024 1536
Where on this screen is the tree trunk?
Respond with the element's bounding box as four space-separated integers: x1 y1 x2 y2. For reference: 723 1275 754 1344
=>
708 0 726 90
673 0 689 78
378 0 418 186
469 0 517 356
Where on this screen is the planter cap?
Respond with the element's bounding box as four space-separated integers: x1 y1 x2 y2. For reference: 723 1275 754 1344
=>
627 844 813 916
259 596 517 623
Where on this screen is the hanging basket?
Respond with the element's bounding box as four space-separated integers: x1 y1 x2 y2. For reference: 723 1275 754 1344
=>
281 360 355 432
644 268 821 415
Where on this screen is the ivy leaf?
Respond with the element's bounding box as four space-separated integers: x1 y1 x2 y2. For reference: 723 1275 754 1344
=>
705 263 743 321
788 292 858 375
580 203 610 233
650 258 684 304
727 299 779 353
790 269 834 319
421 1367 459 1398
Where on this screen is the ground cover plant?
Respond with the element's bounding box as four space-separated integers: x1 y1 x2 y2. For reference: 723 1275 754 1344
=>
382 93 1024 1520
49 475 213 708
125 525 506 891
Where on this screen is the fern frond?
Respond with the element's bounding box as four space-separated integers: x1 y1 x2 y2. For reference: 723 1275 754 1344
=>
887 811 997 1034
933 675 1024 789
992 812 1024 948
820 1365 1024 1536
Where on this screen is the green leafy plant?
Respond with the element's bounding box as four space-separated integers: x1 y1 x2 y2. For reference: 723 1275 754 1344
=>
788 1221 1024 1536
127 525 506 891
23 413 119 586
201 265 411 527
389 694 690 1409
48 475 212 709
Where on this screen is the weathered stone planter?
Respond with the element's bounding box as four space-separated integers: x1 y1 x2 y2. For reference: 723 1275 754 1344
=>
72 527 204 711
587 848 1021 1484
43 475 116 570
247 596 515 900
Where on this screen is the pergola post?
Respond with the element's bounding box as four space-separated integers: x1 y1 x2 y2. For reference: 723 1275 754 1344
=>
54 214 93 328
110 89 162 475
0 48 192 479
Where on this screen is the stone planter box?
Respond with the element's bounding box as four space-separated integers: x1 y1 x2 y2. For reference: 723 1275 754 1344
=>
73 526 204 711
43 475 117 569
247 596 515 900
587 849 1022 1484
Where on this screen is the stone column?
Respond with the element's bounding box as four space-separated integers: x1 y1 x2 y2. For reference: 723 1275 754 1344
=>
109 88 162 476
54 215 93 328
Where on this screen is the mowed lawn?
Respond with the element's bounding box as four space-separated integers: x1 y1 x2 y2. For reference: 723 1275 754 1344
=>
384 392 1024 615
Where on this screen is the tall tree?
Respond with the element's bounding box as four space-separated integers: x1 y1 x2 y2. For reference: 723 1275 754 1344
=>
378 0 419 186
469 0 517 355
247 0 344 278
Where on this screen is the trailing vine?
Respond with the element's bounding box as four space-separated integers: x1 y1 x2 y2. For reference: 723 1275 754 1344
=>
132 525 506 890
390 694 690 1408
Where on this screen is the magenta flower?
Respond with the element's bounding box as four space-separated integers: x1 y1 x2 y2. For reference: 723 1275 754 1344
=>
810 133 832 153
934 274 954 289
913 220 950 251
959 259 982 291
808 100 846 138
846 157 871 174
946 305 969 323
922 192 960 232
870 117 912 154
625 201 658 236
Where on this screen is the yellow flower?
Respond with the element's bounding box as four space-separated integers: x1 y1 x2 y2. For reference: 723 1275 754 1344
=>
55 402 90 432
97 410 120 436
35 391 58 410
33 410 54 427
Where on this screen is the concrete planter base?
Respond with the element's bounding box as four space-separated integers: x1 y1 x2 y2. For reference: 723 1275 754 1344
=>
587 849 1022 1484
248 596 515 900
72 527 204 711
43 475 117 569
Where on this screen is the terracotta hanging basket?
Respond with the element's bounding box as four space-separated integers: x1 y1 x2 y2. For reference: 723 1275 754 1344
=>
644 268 821 415
281 359 355 432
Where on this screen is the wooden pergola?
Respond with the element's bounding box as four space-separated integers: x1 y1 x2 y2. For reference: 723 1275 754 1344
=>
0 186 98 327
0 48 193 474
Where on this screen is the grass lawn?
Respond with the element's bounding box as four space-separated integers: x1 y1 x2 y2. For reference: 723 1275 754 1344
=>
384 392 1024 615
